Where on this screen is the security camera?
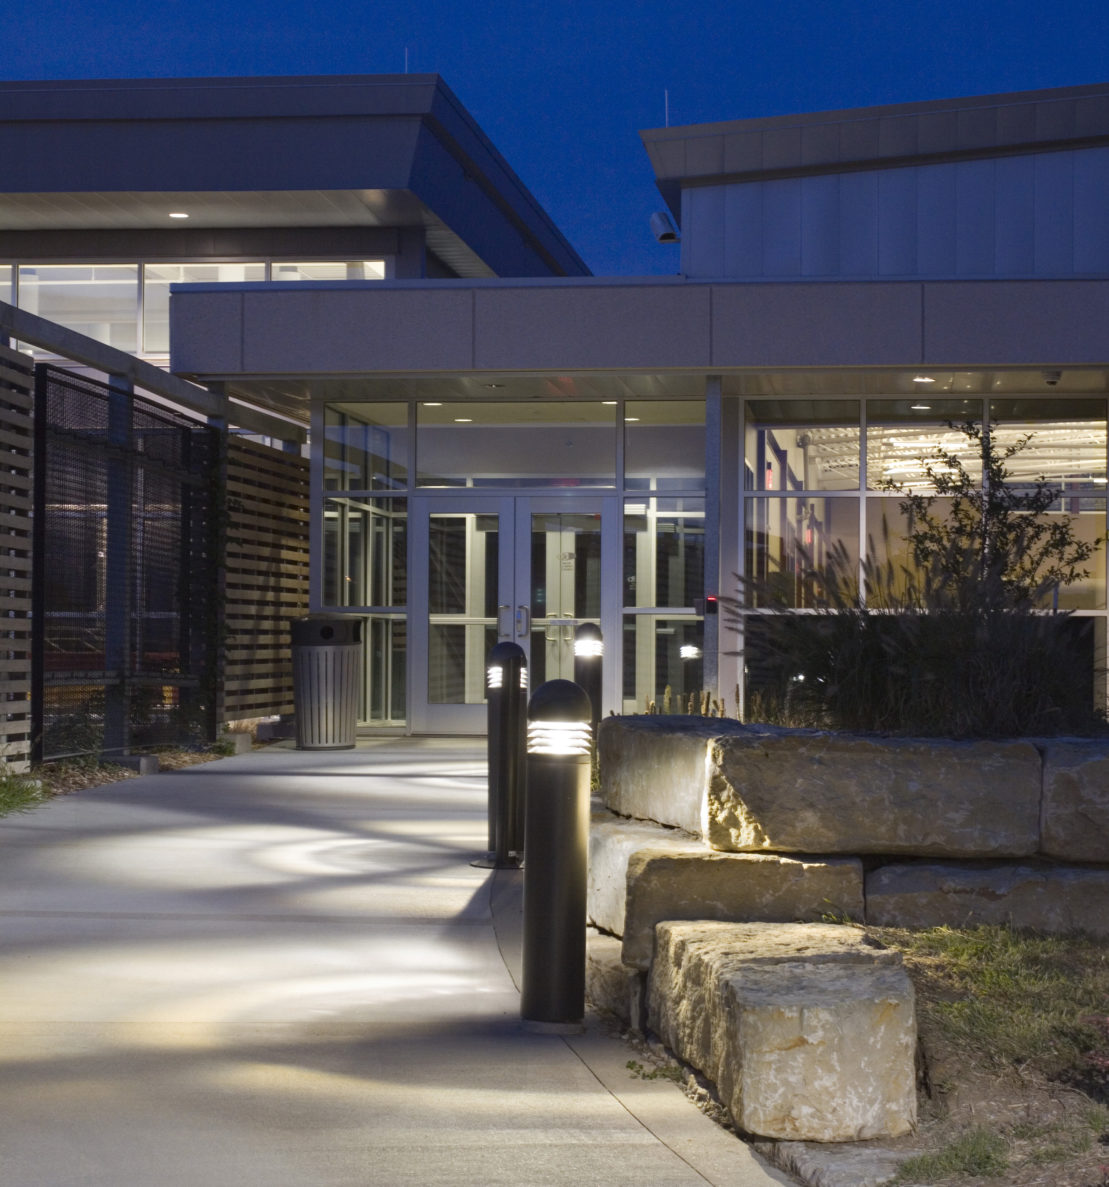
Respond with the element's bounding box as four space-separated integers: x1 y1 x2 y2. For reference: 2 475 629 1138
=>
650 210 679 243
1042 369 1062 386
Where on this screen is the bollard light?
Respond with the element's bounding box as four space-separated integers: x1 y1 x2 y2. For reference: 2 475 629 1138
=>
521 678 592 1031
472 641 527 870
572 622 603 740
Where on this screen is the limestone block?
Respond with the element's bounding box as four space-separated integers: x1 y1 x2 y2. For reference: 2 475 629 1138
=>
1041 740 1109 862
706 731 1041 857
598 714 751 833
588 812 700 937
867 863 1109 935
585 930 637 1026
648 922 916 1142
113 754 160 774
621 850 864 971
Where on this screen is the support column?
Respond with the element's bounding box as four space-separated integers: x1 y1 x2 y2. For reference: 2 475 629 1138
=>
30 366 47 764
703 376 722 701
718 389 743 717
103 374 133 756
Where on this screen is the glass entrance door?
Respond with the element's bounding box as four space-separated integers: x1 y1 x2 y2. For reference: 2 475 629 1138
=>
520 508 603 686
410 495 615 733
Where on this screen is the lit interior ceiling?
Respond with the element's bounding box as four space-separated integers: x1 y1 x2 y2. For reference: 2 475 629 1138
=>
220 368 1109 428
0 190 497 280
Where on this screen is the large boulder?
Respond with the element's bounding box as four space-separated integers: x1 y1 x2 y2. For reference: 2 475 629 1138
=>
598 715 751 833
585 930 635 1026
588 813 700 936
648 921 917 1142
706 731 1041 857
866 863 1109 934
1040 741 1109 862
621 849 864 971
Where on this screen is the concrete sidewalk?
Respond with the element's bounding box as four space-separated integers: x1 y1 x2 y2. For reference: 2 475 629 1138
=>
0 740 793 1186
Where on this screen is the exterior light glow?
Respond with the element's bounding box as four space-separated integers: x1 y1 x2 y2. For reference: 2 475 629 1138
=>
527 719 592 757
625 416 640 422
168 211 189 219
573 636 603 658
520 666 529 690
487 665 504 690
602 400 618 405
910 403 932 410
422 401 442 406
454 417 473 423
913 376 935 383
680 644 702 659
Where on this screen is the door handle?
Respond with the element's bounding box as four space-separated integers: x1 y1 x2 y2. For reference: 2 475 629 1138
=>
497 604 512 637
515 605 530 636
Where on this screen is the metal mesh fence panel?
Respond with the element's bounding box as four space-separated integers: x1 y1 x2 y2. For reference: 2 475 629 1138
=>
33 367 217 760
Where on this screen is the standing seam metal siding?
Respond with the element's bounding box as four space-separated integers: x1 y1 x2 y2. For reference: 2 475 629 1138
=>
681 146 1109 280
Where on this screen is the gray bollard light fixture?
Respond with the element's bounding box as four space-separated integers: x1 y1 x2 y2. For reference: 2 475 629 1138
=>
472 641 527 870
572 622 603 739
521 678 592 1031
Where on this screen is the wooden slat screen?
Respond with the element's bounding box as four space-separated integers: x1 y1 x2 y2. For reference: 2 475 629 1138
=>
0 342 33 770
220 437 310 721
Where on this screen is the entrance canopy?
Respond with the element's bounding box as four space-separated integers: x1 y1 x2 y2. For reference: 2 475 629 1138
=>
170 274 1109 421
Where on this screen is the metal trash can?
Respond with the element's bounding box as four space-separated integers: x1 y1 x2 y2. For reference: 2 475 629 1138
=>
290 617 362 750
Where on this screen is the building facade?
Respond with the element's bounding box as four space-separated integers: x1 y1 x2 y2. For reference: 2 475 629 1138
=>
4 75 1107 735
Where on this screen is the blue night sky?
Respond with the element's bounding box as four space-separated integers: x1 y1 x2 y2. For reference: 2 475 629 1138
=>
3 0 1108 276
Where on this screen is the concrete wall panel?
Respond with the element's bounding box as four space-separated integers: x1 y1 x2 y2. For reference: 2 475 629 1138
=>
473 285 712 370
710 283 923 367
170 290 244 374
239 288 474 373
923 281 1109 364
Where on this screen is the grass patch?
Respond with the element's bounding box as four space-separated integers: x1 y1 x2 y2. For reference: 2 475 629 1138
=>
894 1127 1009 1181
0 772 47 816
871 924 1109 1092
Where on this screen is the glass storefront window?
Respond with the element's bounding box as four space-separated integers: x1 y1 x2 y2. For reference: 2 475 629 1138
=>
623 498 704 608
325 404 408 492
624 400 705 490
143 262 265 353
18 264 139 352
363 615 406 724
745 496 860 608
868 493 1106 610
866 399 984 491
745 401 860 491
322 496 407 608
272 261 386 281
622 615 705 714
428 511 498 704
416 401 616 487
989 398 1108 489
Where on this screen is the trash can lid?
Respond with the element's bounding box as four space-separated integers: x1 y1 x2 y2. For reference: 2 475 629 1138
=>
290 616 363 646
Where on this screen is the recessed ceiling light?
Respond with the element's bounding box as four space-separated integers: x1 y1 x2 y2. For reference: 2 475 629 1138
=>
422 402 442 407
910 403 932 411
912 375 935 384
625 416 640 422
484 382 504 389
602 400 618 406
454 417 473 423
168 211 189 219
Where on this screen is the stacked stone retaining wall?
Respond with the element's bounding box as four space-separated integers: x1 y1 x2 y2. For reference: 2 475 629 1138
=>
594 716 1109 941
